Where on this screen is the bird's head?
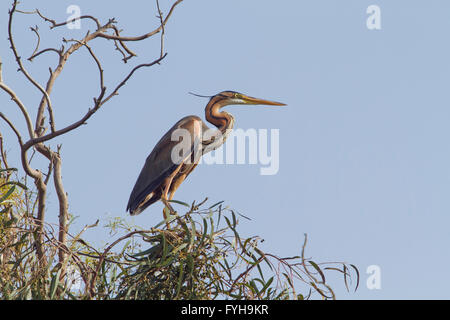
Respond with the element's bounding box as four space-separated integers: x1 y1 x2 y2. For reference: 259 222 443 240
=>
215 90 286 107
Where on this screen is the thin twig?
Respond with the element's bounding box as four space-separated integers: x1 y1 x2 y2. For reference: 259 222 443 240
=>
96 0 183 42
101 53 167 104
28 47 62 62
8 1 55 135
156 0 165 59
28 25 40 60
110 25 137 63
0 81 34 140
0 132 10 175
66 39 105 92
0 112 23 146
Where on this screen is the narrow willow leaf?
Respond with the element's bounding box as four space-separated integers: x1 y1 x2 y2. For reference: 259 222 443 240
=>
350 264 360 292
254 247 273 272
282 272 293 288
343 265 349 291
208 201 224 209
0 180 27 190
175 262 185 298
187 254 194 276
309 281 329 299
260 276 274 295
249 280 259 294
130 244 161 258
231 210 237 228
157 256 176 268
154 214 177 228
172 243 188 255
50 269 62 299
201 218 208 241
324 267 346 274
189 220 196 247
195 218 208 250
0 185 16 204
161 233 168 262
169 199 190 207
309 260 325 283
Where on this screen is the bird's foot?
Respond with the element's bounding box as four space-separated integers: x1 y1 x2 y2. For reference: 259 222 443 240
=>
163 206 178 229
163 206 177 216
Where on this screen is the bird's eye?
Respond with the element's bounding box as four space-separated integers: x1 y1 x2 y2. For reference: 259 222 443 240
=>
234 93 239 98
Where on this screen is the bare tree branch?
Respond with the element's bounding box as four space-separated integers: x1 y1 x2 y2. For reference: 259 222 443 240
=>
110 25 137 63
2 0 181 292
0 132 10 174
0 81 35 140
156 0 166 59
22 53 167 152
52 147 68 273
16 8 102 30
101 53 168 105
8 1 55 134
96 0 183 42
64 39 105 93
28 25 40 60
28 47 63 62
0 112 23 146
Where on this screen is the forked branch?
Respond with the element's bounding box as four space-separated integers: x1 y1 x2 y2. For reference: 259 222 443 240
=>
0 0 182 285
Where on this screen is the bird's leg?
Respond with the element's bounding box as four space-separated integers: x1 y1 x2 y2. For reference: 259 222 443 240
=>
161 195 176 217
168 175 185 202
160 178 177 229
161 198 173 229
161 163 186 219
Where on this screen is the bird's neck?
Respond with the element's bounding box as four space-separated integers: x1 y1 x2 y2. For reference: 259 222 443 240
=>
205 96 235 135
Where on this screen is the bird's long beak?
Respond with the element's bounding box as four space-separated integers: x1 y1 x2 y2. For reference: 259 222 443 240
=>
241 94 286 106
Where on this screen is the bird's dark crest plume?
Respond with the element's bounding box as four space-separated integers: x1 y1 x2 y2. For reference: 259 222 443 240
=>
188 92 213 98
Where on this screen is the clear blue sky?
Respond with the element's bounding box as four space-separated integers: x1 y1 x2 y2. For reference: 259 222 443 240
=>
1 0 450 299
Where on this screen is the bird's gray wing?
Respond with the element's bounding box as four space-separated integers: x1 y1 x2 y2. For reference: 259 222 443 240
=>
126 116 203 215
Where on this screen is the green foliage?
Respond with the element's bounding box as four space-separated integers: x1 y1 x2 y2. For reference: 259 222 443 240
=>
0 169 359 300
105 203 358 300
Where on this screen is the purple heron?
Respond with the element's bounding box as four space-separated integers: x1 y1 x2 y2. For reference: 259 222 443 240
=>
126 91 285 218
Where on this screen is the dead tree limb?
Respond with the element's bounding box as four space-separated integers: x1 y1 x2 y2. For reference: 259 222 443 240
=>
0 0 183 289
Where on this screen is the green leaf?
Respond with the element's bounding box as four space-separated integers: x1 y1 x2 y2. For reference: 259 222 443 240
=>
208 201 224 209
169 199 190 207
309 260 325 283
282 272 293 288
0 185 16 204
156 256 176 268
187 254 194 276
161 233 168 262
260 276 274 295
154 214 177 228
254 247 273 272
0 180 27 190
175 261 185 298
130 243 161 258
350 264 360 292
50 269 62 299
343 265 349 291
195 218 208 251
189 220 196 247
231 210 237 228
309 281 332 299
249 279 259 294
171 243 188 255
